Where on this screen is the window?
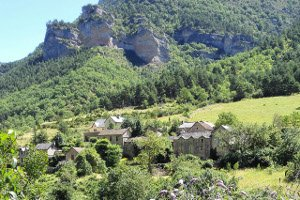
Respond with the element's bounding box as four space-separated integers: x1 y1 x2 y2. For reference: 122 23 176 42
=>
110 136 112 141
116 136 119 142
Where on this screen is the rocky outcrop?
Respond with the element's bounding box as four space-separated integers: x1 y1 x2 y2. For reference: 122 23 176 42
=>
43 23 80 60
78 5 114 48
119 28 169 64
43 5 169 65
174 29 254 57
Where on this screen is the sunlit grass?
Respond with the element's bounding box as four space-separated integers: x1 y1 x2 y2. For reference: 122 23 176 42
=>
189 94 300 124
229 168 299 192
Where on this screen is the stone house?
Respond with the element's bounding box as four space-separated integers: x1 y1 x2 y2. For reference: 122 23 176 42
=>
36 143 58 158
66 147 85 161
84 128 131 147
171 121 215 159
105 116 125 129
89 116 125 132
211 125 232 157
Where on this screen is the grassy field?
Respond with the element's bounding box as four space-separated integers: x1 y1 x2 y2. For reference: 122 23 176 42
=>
229 168 299 192
188 94 300 124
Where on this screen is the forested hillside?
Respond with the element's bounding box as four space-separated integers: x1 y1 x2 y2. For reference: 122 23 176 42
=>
101 0 300 37
0 0 300 130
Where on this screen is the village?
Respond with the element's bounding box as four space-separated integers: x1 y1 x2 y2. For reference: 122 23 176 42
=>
18 115 232 166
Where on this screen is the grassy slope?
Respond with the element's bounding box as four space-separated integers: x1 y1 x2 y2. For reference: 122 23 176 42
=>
229 168 299 192
188 94 300 124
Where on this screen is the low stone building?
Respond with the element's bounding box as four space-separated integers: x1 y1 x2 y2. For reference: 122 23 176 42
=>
36 143 58 158
89 116 125 132
211 125 232 157
171 121 215 159
66 147 85 161
84 128 131 147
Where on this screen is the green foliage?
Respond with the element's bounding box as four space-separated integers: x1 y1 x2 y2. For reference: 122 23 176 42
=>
82 148 107 173
95 138 110 158
286 152 300 182
135 132 171 173
56 161 77 183
75 154 93 177
105 144 122 167
0 132 27 199
101 166 152 200
32 130 48 144
101 0 300 37
23 148 48 180
215 112 239 128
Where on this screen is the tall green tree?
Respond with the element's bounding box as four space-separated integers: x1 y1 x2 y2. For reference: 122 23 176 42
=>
135 132 171 173
23 148 48 180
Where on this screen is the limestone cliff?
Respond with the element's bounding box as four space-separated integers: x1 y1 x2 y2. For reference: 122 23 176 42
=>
119 28 169 64
43 23 81 60
78 5 115 48
43 5 169 65
174 29 254 58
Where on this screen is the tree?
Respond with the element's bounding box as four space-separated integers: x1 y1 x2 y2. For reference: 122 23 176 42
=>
101 166 151 200
95 139 122 167
215 112 238 128
135 132 171 173
177 87 194 104
95 139 110 158
75 154 92 177
0 132 27 199
32 130 48 144
23 148 48 180
106 144 122 167
52 133 64 148
132 119 143 137
81 148 107 173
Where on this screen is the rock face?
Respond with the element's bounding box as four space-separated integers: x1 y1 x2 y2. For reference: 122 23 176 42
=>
119 28 169 64
43 23 81 60
78 5 114 48
174 29 254 57
43 5 169 65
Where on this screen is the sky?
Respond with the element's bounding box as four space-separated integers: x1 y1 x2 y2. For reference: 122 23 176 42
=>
0 0 99 63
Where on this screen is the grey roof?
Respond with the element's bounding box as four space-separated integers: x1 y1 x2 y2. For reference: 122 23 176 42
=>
110 116 124 123
36 143 52 150
72 147 85 153
172 131 212 140
94 119 106 128
97 128 129 136
221 125 232 131
179 122 195 129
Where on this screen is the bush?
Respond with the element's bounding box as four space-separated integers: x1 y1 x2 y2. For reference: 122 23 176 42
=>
75 154 92 177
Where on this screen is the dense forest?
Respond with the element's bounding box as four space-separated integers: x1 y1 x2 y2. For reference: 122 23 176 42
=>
0 0 300 131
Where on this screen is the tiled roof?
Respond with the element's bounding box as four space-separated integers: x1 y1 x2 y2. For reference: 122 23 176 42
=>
179 122 195 129
110 116 124 123
72 147 85 153
97 128 129 136
172 131 212 140
94 119 106 128
36 143 52 150
198 121 215 131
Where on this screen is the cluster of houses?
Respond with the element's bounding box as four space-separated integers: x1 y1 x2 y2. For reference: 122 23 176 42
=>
19 115 232 164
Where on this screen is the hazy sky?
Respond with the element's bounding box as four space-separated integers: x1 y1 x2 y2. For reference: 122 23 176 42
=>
0 0 98 63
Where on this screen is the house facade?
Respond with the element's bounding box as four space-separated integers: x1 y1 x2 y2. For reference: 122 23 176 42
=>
84 128 131 147
36 143 58 158
171 121 216 159
89 116 125 132
66 147 85 161
211 125 232 157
